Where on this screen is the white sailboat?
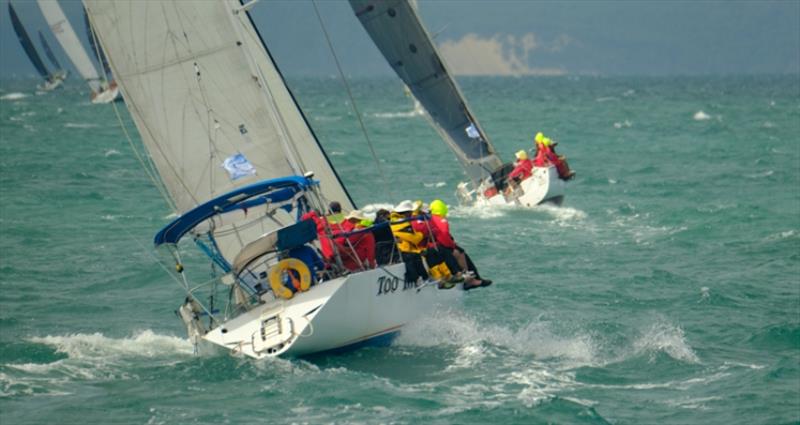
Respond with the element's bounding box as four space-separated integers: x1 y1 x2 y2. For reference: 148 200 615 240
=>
8 2 66 91
83 0 463 359
37 0 119 104
350 0 568 207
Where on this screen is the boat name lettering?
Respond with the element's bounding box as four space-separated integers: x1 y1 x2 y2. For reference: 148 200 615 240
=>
376 276 416 296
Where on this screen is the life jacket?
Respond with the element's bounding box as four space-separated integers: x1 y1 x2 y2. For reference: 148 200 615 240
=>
390 213 425 254
429 215 456 249
335 222 377 270
508 158 533 181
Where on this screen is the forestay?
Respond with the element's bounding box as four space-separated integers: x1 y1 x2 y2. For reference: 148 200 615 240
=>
350 0 504 186
38 0 102 93
83 0 353 260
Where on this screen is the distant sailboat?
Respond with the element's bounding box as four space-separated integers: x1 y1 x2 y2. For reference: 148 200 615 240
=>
84 0 463 359
36 0 119 104
351 0 567 207
8 2 66 91
38 30 69 84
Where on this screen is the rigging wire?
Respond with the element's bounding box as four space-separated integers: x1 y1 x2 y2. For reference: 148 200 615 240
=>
310 0 394 201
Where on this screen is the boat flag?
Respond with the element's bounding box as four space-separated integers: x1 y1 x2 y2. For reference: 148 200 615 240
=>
222 153 256 180
465 123 480 139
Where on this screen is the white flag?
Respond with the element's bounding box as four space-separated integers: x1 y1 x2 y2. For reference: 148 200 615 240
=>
465 123 480 139
222 153 256 181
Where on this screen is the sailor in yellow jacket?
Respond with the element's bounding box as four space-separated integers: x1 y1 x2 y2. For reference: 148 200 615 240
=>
390 200 428 284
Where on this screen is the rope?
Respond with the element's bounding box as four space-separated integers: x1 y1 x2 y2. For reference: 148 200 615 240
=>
311 0 394 200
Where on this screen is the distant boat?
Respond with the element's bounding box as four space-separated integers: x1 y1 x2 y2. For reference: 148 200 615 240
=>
38 30 69 85
36 0 119 103
8 2 66 91
351 0 567 207
84 0 464 359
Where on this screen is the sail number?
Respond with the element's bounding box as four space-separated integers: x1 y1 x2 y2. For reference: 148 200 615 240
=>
376 276 417 296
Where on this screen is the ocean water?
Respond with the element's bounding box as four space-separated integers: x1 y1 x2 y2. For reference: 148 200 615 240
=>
1 75 798 424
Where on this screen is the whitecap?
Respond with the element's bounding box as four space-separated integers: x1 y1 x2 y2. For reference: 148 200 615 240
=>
423 181 446 188
762 121 776 128
1 92 28 100
595 96 619 103
693 110 712 121
613 120 632 128
29 330 195 360
104 149 121 157
371 109 425 119
744 170 774 179
329 151 345 156
64 122 99 128
632 321 700 364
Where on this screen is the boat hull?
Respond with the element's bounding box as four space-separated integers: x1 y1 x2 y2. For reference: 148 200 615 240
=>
91 85 121 104
473 165 565 207
202 264 460 359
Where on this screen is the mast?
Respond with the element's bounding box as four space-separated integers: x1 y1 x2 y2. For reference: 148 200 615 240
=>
8 3 50 80
349 0 504 187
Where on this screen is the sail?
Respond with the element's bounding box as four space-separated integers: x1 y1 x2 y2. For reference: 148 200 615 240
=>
37 0 102 93
82 6 110 76
8 3 50 79
83 0 354 258
38 30 63 71
350 0 504 185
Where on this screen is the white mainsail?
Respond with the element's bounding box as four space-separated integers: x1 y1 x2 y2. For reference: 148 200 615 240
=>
37 0 102 94
83 0 353 260
349 0 504 187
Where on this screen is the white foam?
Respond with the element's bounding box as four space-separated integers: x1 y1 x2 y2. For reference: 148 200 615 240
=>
29 330 194 360
613 120 632 128
64 122 99 129
371 109 425 119
449 203 508 219
693 110 712 121
1 92 28 100
423 181 447 188
104 149 121 157
595 96 619 103
632 321 700 364
329 151 345 156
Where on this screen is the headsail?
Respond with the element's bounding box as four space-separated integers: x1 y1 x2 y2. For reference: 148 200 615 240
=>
349 0 504 186
83 0 354 260
8 3 50 79
38 30 63 71
37 0 102 93
82 6 110 77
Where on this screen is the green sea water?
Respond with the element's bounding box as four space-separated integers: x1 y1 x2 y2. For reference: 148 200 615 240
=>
1 74 798 424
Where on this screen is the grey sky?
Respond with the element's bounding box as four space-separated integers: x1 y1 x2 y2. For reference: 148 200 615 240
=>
1 0 798 79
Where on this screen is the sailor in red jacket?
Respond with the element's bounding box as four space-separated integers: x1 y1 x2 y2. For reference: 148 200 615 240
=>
338 210 376 270
508 150 533 181
428 200 491 290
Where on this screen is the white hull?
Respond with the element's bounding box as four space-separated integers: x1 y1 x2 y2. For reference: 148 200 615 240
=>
91 85 120 104
462 165 565 207
202 264 460 359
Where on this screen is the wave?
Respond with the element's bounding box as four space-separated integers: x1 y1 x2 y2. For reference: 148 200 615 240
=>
104 149 121 157
1 92 28 100
371 110 425 119
64 122 99 129
613 120 632 128
693 110 712 121
631 320 700 364
0 331 194 397
423 181 446 188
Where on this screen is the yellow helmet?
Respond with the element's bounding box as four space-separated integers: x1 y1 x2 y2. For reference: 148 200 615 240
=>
515 150 528 160
542 137 551 146
535 132 544 143
430 199 448 217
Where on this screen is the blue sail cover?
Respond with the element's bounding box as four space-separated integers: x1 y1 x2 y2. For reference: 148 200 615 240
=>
9 3 50 79
154 176 316 246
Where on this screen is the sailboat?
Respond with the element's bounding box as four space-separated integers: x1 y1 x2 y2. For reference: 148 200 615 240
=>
83 0 463 359
37 0 120 104
38 30 69 86
350 0 567 207
8 3 66 91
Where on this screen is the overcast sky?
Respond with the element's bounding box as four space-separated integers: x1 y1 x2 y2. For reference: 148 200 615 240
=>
1 0 798 79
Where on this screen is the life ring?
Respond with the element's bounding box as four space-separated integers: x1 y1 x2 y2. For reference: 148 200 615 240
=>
268 258 312 300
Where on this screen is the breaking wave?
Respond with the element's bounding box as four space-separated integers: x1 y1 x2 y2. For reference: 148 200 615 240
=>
693 110 712 121
1 92 28 100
